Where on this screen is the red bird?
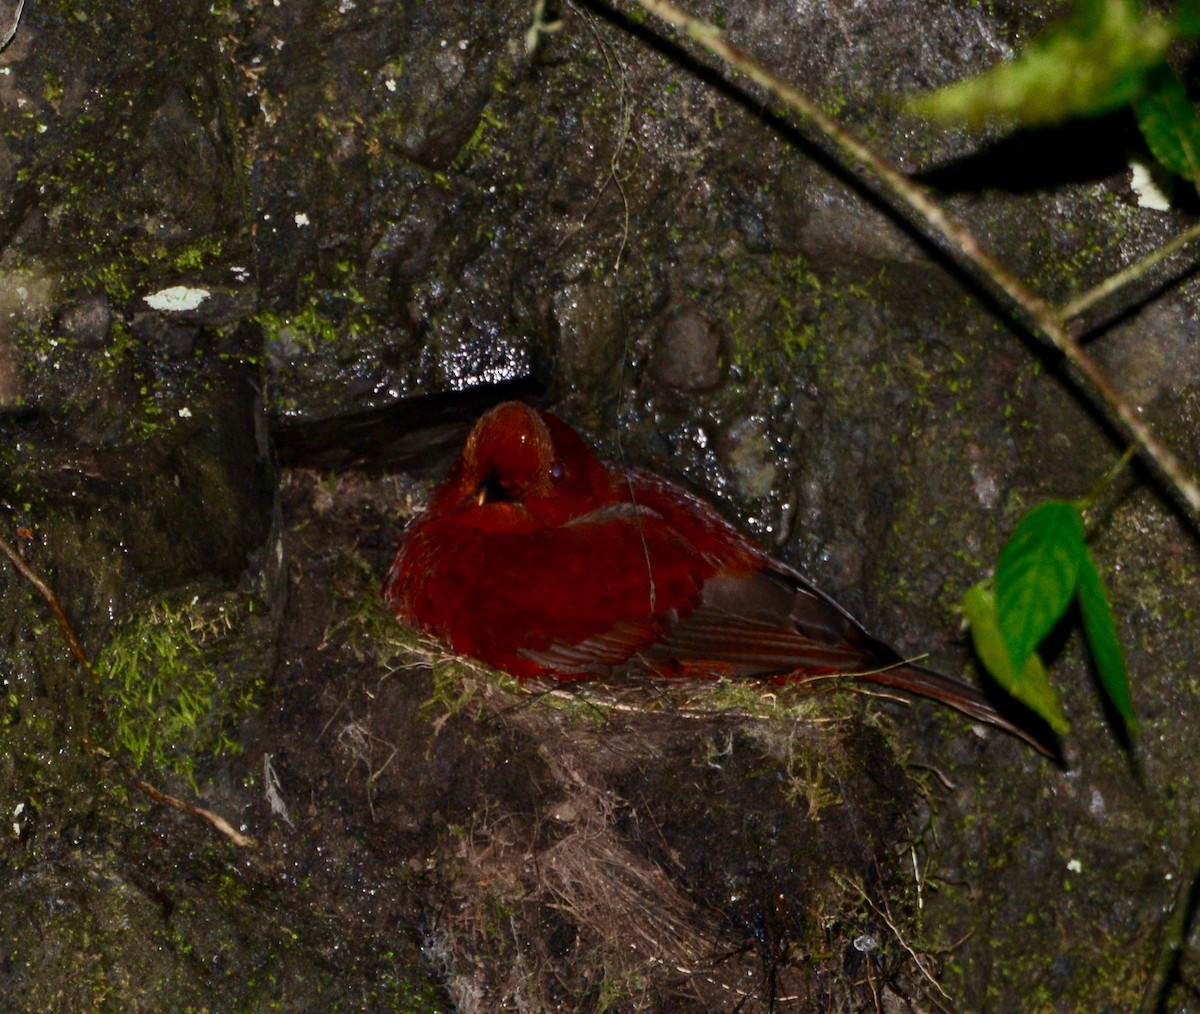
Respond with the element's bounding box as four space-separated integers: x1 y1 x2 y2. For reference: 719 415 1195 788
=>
385 401 1038 748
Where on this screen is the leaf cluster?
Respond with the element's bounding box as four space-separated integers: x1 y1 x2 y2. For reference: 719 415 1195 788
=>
912 0 1200 189
904 0 1198 749
964 501 1136 740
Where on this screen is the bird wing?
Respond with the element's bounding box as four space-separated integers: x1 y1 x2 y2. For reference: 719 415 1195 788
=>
512 525 896 682
627 563 1051 752
625 566 895 679
516 617 672 678
410 501 714 678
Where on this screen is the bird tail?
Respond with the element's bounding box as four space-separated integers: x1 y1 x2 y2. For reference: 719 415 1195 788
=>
835 661 1054 756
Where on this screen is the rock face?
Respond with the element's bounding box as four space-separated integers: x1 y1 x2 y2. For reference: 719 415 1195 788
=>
1 0 1198 1008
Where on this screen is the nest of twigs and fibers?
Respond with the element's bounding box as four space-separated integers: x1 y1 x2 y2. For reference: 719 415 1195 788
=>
259 470 961 1012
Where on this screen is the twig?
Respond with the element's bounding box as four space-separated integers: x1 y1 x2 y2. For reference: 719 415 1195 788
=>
1060 219 1200 328
834 871 952 1004
0 531 257 849
0 534 97 680
622 0 1200 526
1140 828 1200 1014
131 774 257 849
1079 444 1137 518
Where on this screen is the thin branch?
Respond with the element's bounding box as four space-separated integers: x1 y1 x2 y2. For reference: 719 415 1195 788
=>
1060 218 1200 327
132 775 257 849
0 533 97 680
623 0 1200 525
0 531 257 849
1140 827 1200 1014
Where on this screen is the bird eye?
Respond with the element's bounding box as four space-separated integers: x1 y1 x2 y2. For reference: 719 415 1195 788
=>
475 472 513 506
549 460 565 484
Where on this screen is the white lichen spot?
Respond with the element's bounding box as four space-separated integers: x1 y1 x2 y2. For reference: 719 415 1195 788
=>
1130 159 1171 211
969 458 1001 511
144 286 210 312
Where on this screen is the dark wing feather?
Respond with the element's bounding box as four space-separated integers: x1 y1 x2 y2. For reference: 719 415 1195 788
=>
623 565 1050 752
629 567 891 678
518 617 674 678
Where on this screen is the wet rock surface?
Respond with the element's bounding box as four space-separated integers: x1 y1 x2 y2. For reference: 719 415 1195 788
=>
0 0 1199 1009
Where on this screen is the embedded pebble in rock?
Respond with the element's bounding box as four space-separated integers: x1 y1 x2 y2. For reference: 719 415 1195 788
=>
58 295 113 348
131 315 200 360
718 416 778 500
552 281 625 392
1098 298 1200 409
651 306 722 393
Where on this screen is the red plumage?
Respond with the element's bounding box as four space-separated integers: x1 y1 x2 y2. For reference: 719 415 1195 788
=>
385 401 1039 749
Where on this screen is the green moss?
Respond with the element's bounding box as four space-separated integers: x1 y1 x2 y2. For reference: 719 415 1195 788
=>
452 107 506 172
13 307 189 442
721 253 892 392
256 261 377 361
722 252 824 377
595 971 650 1014
96 595 265 791
171 235 224 272
420 656 521 730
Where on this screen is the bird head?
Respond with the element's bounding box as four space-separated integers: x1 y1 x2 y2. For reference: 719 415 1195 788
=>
426 402 611 528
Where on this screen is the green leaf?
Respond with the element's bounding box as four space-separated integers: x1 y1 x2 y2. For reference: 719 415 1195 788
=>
1133 63 1200 183
909 0 1173 128
1076 548 1138 737
995 501 1086 672
964 583 1070 735
1179 0 1200 37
